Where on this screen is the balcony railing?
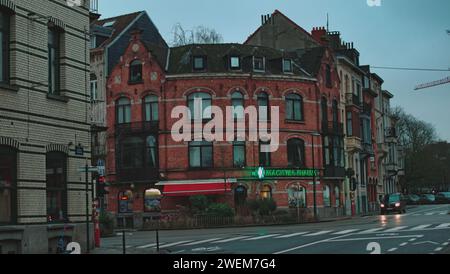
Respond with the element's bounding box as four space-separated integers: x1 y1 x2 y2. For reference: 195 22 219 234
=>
324 166 346 178
345 93 361 107
385 127 397 138
117 167 159 182
115 121 159 136
322 121 344 136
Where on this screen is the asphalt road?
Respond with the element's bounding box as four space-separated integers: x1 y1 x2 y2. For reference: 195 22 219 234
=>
98 204 450 254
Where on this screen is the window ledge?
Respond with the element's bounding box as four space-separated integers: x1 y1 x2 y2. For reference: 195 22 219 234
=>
0 83 19 92
128 80 144 85
285 120 305 124
47 93 69 103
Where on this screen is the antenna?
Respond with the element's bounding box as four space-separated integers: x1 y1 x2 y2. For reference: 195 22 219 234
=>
326 13 329 32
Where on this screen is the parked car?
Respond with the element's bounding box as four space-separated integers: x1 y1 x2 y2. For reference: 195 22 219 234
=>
380 193 408 215
436 192 450 204
418 194 436 204
406 194 421 205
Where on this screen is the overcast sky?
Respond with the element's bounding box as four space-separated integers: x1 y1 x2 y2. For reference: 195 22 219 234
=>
98 0 450 141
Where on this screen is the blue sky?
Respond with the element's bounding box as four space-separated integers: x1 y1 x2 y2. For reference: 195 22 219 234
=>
98 0 450 141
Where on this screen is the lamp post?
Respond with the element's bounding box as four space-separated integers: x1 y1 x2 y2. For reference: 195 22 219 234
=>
311 132 321 221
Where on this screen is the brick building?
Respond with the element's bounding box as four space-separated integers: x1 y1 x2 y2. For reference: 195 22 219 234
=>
104 30 345 228
0 0 93 253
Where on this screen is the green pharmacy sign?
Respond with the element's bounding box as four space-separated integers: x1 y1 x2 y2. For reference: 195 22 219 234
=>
249 167 319 180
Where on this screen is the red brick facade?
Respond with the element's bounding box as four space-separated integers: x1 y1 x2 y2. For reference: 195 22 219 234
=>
104 33 345 226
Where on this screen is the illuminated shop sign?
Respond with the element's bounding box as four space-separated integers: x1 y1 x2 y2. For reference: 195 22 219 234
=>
249 167 319 180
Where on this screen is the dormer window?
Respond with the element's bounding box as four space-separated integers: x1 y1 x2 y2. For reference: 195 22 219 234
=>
283 59 293 73
193 56 206 71
230 56 240 70
253 56 265 72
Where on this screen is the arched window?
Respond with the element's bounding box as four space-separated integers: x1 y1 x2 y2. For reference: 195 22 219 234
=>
260 185 272 200
321 97 328 123
188 92 212 120
325 64 332 88
121 137 144 169
287 138 306 168
116 97 131 124
0 146 17 224
257 92 269 121
334 186 341 207
231 91 244 119
129 60 142 83
144 95 159 122
323 185 331 207
234 186 248 207
146 136 157 168
144 188 162 213
118 190 133 213
286 93 304 121
46 152 67 223
288 185 307 208
332 100 339 124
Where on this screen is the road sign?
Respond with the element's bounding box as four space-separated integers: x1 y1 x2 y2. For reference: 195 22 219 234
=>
75 145 84 156
78 166 99 173
97 159 105 176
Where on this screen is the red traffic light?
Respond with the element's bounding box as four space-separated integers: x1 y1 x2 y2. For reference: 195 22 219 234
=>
98 176 106 184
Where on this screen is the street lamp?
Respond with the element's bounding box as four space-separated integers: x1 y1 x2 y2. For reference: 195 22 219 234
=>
310 132 321 221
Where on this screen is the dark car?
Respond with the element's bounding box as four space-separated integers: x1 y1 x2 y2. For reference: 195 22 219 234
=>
406 194 421 205
418 194 436 205
381 193 408 215
436 192 450 204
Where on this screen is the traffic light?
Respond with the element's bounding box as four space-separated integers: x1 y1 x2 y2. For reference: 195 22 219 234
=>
96 176 110 198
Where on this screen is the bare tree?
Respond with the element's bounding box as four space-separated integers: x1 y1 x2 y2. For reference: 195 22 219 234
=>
171 23 223 46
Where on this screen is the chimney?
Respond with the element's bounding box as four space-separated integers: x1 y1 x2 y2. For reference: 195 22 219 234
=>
311 27 328 46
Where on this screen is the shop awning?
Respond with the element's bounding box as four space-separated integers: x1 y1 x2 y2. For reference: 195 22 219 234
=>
156 179 237 197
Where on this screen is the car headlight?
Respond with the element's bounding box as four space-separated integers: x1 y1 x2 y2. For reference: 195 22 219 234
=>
395 203 401 207
381 204 385 208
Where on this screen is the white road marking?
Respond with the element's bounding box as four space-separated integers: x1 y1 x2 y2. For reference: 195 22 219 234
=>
333 229 359 235
436 223 450 229
158 241 193 248
384 226 408 232
439 212 447 215
434 247 443 252
212 236 250 243
425 212 434 216
388 248 398 252
409 238 417 242
410 224 433 230
358 228 384 234
303 231 333 237
180 238 223 246
327 235 424 243
244 234 281 241
275 232 309 239
400 242 408 247
136 243 162 249
273 233 351 254
442 242 449 246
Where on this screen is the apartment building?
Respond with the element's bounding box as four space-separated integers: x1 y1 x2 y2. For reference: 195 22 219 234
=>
0 0 92 254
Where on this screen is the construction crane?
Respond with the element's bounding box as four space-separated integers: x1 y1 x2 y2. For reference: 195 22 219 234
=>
414 30 450 91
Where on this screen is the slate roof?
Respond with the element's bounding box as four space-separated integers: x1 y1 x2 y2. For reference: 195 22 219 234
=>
91 11 143 49
167 43 314 78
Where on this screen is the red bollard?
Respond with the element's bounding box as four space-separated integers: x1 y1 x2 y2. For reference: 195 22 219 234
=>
94 219 101 248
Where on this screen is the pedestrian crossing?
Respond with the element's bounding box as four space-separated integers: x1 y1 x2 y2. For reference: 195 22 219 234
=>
409 211 448 216
131 222 450 250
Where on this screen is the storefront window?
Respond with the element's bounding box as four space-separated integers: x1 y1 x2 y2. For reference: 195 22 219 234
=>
144 188 162 213
46 152 67 223
118 190 133 213
288 185 306 208
0 146 16 224
323 185 331 207
260 185 272 200
335 186 341 207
